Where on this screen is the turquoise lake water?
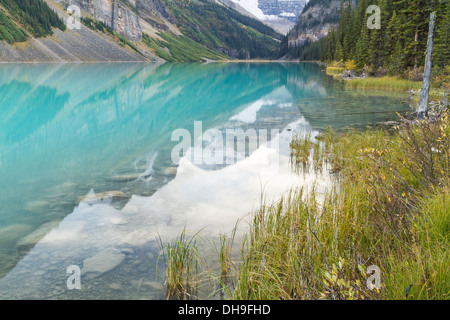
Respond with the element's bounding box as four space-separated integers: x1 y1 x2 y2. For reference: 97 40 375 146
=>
0 62 412 299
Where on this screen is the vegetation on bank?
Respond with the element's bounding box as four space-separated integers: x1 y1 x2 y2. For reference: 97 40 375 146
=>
160 0 281 60
0 0 281 62
0 0 65 41
142 32 226 62
228 108 449 300
158 103 449 300
0 8 28 43
339 76 424 91
75 0 282 62
80 17 143 56
283 0 449 80
325 62 450 102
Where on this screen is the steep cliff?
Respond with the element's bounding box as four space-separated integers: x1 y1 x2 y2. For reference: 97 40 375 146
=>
55 0 142 41
0 0 152 62
287 0 341 48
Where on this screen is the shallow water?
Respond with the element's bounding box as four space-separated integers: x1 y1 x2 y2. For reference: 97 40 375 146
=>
0 62 411 299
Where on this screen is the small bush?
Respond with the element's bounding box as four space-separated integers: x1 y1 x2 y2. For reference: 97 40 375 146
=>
345 60 357 71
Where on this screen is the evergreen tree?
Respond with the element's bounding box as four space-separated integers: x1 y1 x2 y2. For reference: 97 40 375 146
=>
355 0 368 35
393 0 431 71
389 37 405 75
342 0 353 60
285 0 448 74
356 24 371 69
386 10 399 58
377 0 391 66
433 0 450 68
335 40 344 62
326 31 335 61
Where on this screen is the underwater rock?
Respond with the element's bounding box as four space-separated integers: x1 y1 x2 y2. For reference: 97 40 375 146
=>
24 200 50 212
82 249 125 278
0 224 33 246
109 174 142 182
78 190 127 204
16 221 60 251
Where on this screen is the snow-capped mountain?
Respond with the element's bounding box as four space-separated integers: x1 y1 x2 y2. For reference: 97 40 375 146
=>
225 0 309 34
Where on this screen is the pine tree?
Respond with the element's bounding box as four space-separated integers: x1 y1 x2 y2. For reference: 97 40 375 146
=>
433 0 450 68
355 0 368 34
356 24 371 69
386 9 408 74
326 31 334 61
393 0 431 71
389 37 405 75
386 10 399 58
342 0 353 61
335 40 344 62
285 0 447 73
377 0 391 67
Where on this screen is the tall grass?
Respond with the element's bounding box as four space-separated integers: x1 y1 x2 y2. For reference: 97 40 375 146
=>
158 105 449 300
326 67 445 101
326 67 346 75
157 228 205 300
343 76 423 92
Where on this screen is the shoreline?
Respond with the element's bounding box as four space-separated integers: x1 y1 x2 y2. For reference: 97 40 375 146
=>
324 66 445 102
162 107 449 300
0 58 311 64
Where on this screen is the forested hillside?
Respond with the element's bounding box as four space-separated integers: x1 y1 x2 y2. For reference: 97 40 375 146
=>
155 0 281 60
0 9 27 43
283 0 449 76
0 0 65 40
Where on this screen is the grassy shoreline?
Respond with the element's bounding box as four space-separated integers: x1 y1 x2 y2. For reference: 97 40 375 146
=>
159 105 449 300
325 66 447 102
229 115 449 300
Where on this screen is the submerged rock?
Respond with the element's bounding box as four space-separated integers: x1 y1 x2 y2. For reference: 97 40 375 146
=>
108 283 123 291
16 221 60 251
78 190 127 204
0 224 33 246
110 173 142 182
162 167 178 176
24 200 50 212
82 249 125 278
142 281 164 292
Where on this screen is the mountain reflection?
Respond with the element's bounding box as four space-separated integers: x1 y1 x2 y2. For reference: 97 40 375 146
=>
0 62 409 285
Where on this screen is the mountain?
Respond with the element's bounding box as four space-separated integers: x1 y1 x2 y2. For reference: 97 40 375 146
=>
258 0 308 22
285 0 449 74
0 0 282 62
223 0 309 34
287 0 341 48
0 0 148 62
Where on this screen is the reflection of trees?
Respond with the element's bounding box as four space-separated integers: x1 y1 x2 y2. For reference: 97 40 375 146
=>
281 63 332 98
276 63 411 131
0 62 411 175
294 89 412 131
0 62 339 282
0 63 297 179
0 81 69 144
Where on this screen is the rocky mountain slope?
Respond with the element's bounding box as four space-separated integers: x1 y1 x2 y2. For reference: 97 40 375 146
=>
286 0 341 48
0 0 282 62
4 2 158 62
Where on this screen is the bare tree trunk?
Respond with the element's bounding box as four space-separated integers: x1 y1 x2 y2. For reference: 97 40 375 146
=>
418 12 436 119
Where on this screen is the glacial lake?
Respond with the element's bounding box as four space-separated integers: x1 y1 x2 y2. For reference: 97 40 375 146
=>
0 62 412 299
